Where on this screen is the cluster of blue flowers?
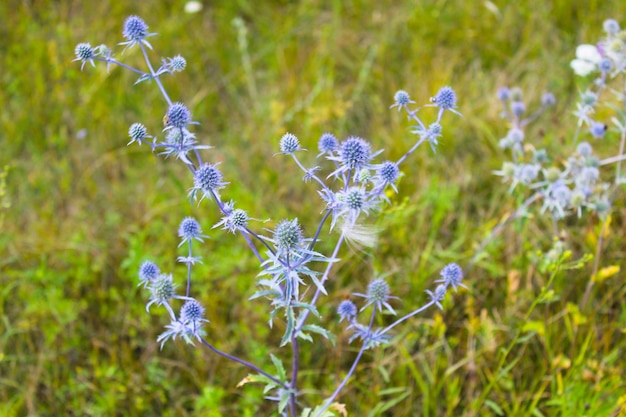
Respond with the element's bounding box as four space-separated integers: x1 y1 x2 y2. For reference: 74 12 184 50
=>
75 15 466 416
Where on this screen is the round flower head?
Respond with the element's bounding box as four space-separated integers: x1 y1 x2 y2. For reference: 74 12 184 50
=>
147 273 177 312
214 208 249 233
74 43 95 69
128 123 148 145
123 15 149 42
279 132 300 154
337 299 357 323
426 284 447 310
516 163 540 185
604 19 620 35
533 149 549 164
339 136 372 170
436 263 466 292
598 57 612 73
180 299 206 323
590 122 607 139
165 102 192 129
178 217 205 245
354 278 398 315
167 55 187 72
497 87 510 101
318 133 338 154
576 142 593 157
138 260 160 287
273 219 303 253
431 86 457 110
510 87 524 101
510 101 526 118
193 163 225 194
545 167 562 183
541 93 556 107
390 90 414 111
580 91 598 106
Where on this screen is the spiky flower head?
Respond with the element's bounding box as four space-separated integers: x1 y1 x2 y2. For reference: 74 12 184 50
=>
128 123 148 145
390 90 415 110
355 278 397 315
533 149 549 164
74 43 95 69
180 299 206 323
344 187 365 211
123 15 149 42
337 299 357 323
214 208 249 233
279 132 300 154
431 86 457 110
339 136 372 170
604 19 620 35
318 133 338 154
273 219 303 253
178 217 205 245
168 55 186 72
581 91 598 106
194 163 225 194
377 162 399 186
426 284 447 310
147 273 177 311
436 263 466 292
357 168 372 183
165 102 192 129
138 261 160 287
598 57 612 73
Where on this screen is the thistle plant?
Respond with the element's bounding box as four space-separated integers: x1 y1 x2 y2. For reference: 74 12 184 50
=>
75 16 466 416
473 19 626 302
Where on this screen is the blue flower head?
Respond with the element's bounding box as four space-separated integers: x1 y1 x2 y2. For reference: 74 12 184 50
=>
120 16 155 50
510 101 526 118
577 142 593 157
128 123 149 145
180 299 206 323
431 86 457 110
426 284 447 310
74 43 95 69
339 136 371 170
598 58 612 73
138 260 160 287
376 161 400 191
497 87 510 101
318 133 338 155
541 93 556 107
214 207 249 234
337 299 357 323
273 218 303 253
590 122 607 139
279 132 300 154
191 163 227 201
178 217 206 246
603 19 620 35
390 90 415 111
165 102 192 130
435 263 467 292
354 278 398 315
147 273 177 312
168 55 187 72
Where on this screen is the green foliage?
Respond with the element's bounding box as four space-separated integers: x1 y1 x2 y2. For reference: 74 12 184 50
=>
2 0 626 416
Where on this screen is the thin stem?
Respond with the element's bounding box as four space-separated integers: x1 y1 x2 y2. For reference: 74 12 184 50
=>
186 240 192 297
380 299 436 335
139 43 172 106
289 333 299 417
199 337 287 389
314 310 376 417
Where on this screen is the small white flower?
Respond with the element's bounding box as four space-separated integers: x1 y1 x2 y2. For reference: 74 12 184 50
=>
570 44 602 76
184 1 203 13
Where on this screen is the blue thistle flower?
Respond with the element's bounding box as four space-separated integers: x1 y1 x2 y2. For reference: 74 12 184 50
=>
191 163 227 201
138 261 160 288
576 142 593 157
165 102 192 130
431 86 457 110
435 263 467 292
74 43 95 69
603 19 620 35
318 133 338 155
214 208 249 233
590 122 607 139
541 93 556 107
426 284 447 310
279 132 300 154
390 90 415 111
354 278 398 315
120 16 155 50
598 58 612 73
337 299 357 323
147 273 177 312
180 299 206 323
497 87 511 101
128 123 149 145
376 161 400 192
339 136 371 169
273 219 303 253
167 55 186 72
178 217 206 246
510 101 526 118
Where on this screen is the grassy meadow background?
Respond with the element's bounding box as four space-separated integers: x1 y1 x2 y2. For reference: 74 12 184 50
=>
1 0 626 415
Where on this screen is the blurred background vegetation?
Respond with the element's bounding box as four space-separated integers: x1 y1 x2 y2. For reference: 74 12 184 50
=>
1 0 625 416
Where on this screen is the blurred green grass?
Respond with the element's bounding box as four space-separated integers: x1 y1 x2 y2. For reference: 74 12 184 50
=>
1 0 625 416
